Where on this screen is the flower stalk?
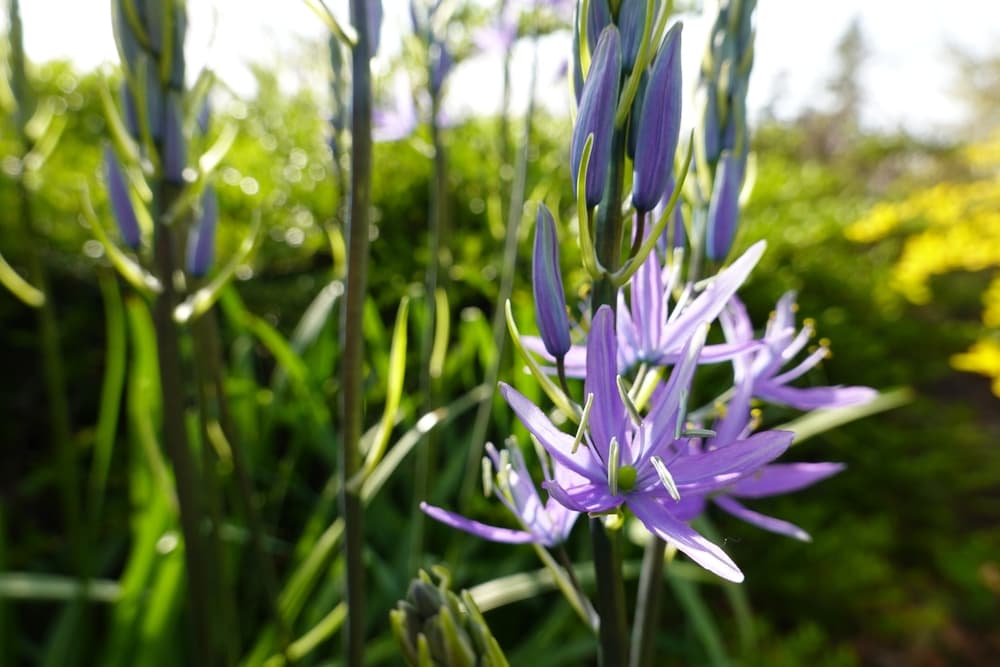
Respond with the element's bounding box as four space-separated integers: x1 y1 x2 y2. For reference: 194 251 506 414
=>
341 0 375 663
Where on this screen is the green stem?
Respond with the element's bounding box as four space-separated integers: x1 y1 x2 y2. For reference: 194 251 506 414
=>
151 180 214 662
629 537 665 667
342 1 373 663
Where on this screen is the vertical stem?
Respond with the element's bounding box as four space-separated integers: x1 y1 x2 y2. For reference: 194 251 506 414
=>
151 181 214 662
342 1 373 663
589 126 629 667
629 537 665 667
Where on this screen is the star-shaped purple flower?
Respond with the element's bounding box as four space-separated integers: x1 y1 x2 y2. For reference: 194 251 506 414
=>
501 305 794 581
421 441 580 547
720 293 877 410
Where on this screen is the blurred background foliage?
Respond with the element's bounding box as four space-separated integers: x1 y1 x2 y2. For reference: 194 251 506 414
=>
1 10 998 667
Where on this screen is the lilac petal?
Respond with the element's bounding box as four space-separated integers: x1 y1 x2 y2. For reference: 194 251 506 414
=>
664 241 765 349
571 25 621 207
543 480 620 514
586 0 612 52
629 495 744 582
713 496 811 542
670 430 794 486
586 306 627 464
103 145 141 249
186 187 218 277
729 462 845 498
644 323 708 458
705 151 743 261
712 367 754 446
544 498 581 542
632 22 683 213
670 493 707 522
533 204 572 357
757 383 878 410
420 502 537 544
499 383 600 480
631 247 665 359
163 92 187 185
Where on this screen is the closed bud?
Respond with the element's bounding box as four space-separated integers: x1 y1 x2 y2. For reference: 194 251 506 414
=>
186 187 218 277
706 151 742 261
167 3 187 90
103 145 142 249
368 0 384 56
632 22 682 213
392 570 509 667
571 25 621 207
586 0 612 53
620 0 658 72
656 176 686 251
429 40 452 98
532 204 572 358
120 82 141 139
163 92 186 184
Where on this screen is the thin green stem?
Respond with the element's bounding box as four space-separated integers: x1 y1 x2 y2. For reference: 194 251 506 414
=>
342 1 373 662
629 537 665 667
151 180 214 662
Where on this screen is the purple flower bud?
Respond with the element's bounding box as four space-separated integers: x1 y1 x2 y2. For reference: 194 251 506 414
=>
368 0 383 56
586 0 611 53
103 145 142 249
571 25 621 207
571 11 584 103
700 84 720 163
186 187 218 277
632 22 682 213
120 82 140 139
163 92 186 185
196 99 210 136
143 58 164 140
620 0 658 72
429 41 452 97
655 178 686 251
167 4 187 90
532 204 571 358
706 151 742 261
625 70 647 160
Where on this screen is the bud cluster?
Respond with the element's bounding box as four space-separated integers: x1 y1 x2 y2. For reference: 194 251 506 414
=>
391 569 510 667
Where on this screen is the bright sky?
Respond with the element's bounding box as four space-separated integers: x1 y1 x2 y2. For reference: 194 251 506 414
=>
13 0 1000 138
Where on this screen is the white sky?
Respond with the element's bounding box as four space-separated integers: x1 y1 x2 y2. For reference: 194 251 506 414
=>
13 0 1000 138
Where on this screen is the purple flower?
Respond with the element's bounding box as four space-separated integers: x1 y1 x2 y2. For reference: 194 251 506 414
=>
533 203 572 358
720 293 878 410
501 306 794 581
186 187 218 278
705 150 742 261
524 241 765 376
163 91 186 185
571 25 621 207
421 441 580 546
632 22 683 213
103 145 142 249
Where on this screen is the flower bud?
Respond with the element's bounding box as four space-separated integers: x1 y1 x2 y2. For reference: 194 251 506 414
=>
368 0 384 56
656 177 686 251
532 204 571 358
391 570 509 667
103 145 142 249
571 25 621 207
120 82 141 139
163 91 186 185
620 0 658 72
632 22 682 213
586 0 612 53
429 40 452 98
706 151 742 261
186 187 218 277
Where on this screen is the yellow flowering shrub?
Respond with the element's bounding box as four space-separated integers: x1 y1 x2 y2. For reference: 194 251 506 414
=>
847 129 1000 396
